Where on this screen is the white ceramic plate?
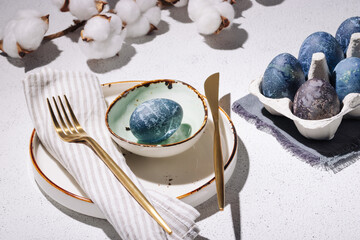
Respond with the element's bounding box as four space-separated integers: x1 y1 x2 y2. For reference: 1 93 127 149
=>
29 81 238 219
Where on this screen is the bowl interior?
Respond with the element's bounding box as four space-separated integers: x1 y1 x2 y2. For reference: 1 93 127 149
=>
107 80 207 145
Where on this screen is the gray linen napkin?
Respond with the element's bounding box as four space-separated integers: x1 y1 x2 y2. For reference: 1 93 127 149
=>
232 94 360 172
23 67 200 240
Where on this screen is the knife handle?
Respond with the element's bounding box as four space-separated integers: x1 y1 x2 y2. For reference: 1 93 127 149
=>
213 122 225 210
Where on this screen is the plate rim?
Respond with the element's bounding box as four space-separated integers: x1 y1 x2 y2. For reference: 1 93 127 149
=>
29 80 238 204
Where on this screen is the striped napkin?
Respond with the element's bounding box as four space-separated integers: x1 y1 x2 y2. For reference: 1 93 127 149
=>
23 68 200 240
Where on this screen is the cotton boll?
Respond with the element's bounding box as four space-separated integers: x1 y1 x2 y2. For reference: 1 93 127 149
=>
135 0 157 12
143 7 161 26
82 15 111 42
79 14 126 59
126 16 151 38
188 0 212 22
14 17 49 51
69 0 107 20
115 0 141 24
2 32 21 58
196 7 221 35
174 0 188 7
214 2 234 24
0 10 48 58
79 28 126 59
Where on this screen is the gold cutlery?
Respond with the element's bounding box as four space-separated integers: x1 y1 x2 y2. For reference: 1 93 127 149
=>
204 73 225 210
47 95 172 234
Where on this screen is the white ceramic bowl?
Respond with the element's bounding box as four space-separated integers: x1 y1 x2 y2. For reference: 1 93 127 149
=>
106 79 208 157
249 76 360 140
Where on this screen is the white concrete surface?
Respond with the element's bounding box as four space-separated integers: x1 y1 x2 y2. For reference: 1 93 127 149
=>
0 0 360 239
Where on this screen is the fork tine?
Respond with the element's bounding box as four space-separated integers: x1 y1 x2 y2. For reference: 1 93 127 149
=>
64 95 85 133
52 97 72 135
58 96 76 133
47 98 66 138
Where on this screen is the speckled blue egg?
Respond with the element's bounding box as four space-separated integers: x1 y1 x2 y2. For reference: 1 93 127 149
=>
332 57 360 101
336 17 360 54
293 78 340 120
129 98 183 144
298 32 344 77
261 53 305 101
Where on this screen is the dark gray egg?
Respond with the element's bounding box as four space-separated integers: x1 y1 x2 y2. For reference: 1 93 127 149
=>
293 78 340 120
130 98 183 144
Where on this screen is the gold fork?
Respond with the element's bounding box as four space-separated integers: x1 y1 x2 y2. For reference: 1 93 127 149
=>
47 95 172 235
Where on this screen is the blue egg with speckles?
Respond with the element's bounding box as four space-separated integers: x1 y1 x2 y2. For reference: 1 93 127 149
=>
298 32 344 77
261 53 305 101
130 98 183 144
332 57 360 101
336 17 360 54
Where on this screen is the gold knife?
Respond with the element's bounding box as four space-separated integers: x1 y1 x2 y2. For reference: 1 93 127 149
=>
204 72 225 210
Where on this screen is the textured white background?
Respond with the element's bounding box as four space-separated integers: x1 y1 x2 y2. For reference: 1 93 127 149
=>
1 0 360 239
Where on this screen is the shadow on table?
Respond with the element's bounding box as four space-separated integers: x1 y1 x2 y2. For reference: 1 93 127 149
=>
38 186 121 240
195 136 250 240
3 41 61 73
168 4 192 23
204 24 248 50
234 0 253 18
255 0 285 7
87 44 136 73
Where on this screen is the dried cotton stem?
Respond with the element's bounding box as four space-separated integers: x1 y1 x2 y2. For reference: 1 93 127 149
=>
43 19 86 41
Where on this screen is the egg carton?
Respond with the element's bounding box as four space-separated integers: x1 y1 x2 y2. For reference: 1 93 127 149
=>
249 37 360 140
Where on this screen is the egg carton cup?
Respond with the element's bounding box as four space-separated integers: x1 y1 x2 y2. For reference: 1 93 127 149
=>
249 75 360 140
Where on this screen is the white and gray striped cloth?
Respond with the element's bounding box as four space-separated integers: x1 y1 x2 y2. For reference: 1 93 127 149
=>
23 68 200 240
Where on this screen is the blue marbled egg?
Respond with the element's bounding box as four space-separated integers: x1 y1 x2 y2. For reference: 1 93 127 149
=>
298 32 344 77
129 98 183 144
336 17 360 54
261 53 305 101
332 57 360 101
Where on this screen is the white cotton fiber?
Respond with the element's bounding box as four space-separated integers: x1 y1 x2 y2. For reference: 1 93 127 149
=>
106 13 123 35
83 16 111 42
188 0 211 22
174 0 189 7
115 0 141 24
14 17 49 50
79 14 127 59
51 0 65 10
3 20 17 36
15 9 42 20
135 0 157 13
196 7 221 35
214 1 234 23
143 6 161 26
126 16 150 38
2 32 20 58
69 0 103 20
